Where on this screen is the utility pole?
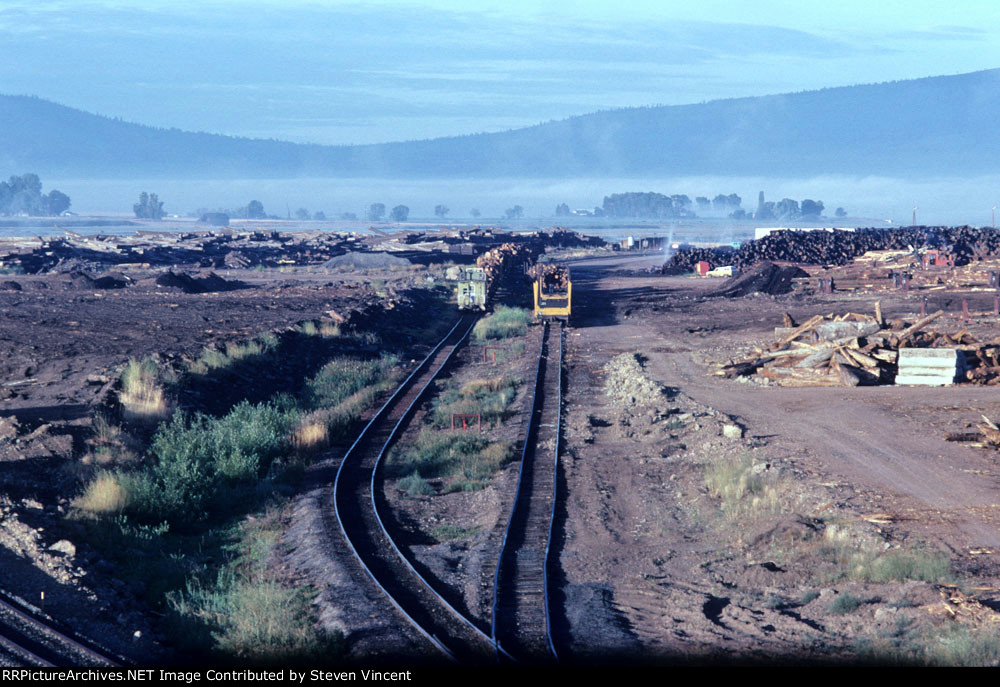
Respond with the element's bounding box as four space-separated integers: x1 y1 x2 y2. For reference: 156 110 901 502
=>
912 207 917 226
992 206 996 227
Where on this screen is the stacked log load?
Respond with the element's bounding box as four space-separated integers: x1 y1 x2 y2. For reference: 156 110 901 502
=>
665 226 1000 274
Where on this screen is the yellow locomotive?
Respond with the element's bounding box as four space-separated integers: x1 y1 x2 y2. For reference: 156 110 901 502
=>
531 264 571 321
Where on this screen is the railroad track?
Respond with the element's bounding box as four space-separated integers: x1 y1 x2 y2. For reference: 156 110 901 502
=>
333 314 498 663
492 321 563 663
0 594 122 667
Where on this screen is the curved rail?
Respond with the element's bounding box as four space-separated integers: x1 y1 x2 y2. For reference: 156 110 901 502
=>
490 321 563 663
0 595 122 667
333 315 497 663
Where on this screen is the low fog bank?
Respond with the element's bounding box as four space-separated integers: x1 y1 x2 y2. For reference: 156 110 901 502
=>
47 175 1000 230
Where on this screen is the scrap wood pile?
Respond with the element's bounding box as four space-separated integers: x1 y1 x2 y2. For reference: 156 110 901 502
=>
945 415 1000 450
714 306 1000 387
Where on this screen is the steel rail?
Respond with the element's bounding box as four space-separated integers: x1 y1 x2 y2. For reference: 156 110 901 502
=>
0 595 122 667
333 315 500 663
543 323 563 661
490 320 563 663
368 317 516 660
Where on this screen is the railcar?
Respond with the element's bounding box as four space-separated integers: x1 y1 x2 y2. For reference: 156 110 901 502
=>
531 264 571 321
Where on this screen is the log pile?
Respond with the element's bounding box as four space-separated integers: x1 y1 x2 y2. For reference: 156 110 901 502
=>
528 263 570 290
476 242 538 283
665 225 1000 275
714 307 1000 387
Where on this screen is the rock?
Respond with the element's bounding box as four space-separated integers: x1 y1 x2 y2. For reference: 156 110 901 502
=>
50 540 76 557
722 423 743 439
874 607 897 622
0 415 19 441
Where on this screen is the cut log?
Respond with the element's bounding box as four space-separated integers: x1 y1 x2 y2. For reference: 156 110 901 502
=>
897 310 945 342
776 314 825 346
837 362 862 387
812 321 882 342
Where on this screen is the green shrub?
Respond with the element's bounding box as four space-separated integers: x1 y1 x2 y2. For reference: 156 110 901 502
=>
432 524 479 541
388 430 513 484
473 306 532 341
864 549 952 584
828 593 863 615
166 512 342 663
398 471 434 496
123 401 297 524
432 376 518 427
306 354 399 410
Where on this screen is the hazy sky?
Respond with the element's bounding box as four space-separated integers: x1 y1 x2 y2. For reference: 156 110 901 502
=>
4 0 1000 145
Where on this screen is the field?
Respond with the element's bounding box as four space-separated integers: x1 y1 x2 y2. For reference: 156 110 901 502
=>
4 229 1000 665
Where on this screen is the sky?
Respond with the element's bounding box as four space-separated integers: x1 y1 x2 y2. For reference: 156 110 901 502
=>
3 0 1000 145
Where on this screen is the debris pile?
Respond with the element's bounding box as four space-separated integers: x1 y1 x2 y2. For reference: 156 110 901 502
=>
714 308 1000 387
604 353 666 410
712 261 809 297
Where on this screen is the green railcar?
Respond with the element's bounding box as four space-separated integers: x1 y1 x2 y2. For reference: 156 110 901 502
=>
455 266 488 311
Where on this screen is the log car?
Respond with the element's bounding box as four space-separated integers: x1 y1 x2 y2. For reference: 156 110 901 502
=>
532 264 571 321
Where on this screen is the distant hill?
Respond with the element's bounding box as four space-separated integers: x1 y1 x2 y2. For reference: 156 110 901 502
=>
3 68 1000 179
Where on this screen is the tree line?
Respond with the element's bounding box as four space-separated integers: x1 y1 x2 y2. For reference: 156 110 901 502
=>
555 191 843 220
0 173 71 216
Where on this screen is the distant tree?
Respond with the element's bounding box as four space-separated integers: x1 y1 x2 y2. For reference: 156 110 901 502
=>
504 205 524 220
367 203 386 221
695 196 711 211
390 204 410 222
592 206 605 217
0 174 70 217
801 199 825 217
341 212 358 221
133 191 165 220
774 198 800 220
434 204 449 218
313 210 326 220
469 208 481 218
602 192 696 219
555 203 571 216
729 209 747 220
295 208 310 220
835 207 847 218
44 190 71 215
246 200 265 219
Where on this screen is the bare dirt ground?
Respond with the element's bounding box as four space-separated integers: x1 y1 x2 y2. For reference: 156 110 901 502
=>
551 253 1000 664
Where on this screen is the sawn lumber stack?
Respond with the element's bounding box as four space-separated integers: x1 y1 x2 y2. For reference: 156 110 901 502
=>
714 306 1000 387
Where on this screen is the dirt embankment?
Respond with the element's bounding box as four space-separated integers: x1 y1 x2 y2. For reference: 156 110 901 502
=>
0 262 450 664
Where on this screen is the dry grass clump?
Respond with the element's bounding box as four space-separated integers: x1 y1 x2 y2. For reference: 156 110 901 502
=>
291 418 329 454
119 358 169 422
188 333 280 375
703 453 789 541
74 472 130 514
